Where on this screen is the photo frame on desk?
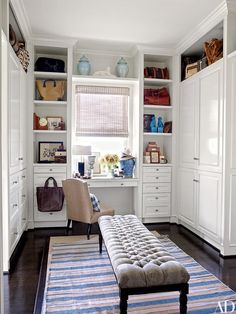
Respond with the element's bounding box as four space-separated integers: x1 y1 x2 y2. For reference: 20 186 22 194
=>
38 141 63 163
150 151 159 163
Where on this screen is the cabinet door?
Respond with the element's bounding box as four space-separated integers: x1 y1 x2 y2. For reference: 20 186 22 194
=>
197 171 222 243
198 62 223 172
179 78 198 169
178 168 196 227
9 51 20 174
19 68 27 170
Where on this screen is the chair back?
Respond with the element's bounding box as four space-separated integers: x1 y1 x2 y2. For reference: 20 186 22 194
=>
62 178 93 224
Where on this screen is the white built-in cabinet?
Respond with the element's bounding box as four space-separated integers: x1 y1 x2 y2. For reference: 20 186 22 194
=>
178 60 223 248
8 47 28 257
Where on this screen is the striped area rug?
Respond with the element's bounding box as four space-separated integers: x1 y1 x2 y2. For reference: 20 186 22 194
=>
42 234 236 314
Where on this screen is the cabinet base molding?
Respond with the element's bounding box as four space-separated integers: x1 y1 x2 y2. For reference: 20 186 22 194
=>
142 217 171 224
34 220 67 228
177 219 229 255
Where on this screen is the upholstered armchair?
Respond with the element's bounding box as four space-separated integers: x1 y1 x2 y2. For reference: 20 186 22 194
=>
62 178 115 239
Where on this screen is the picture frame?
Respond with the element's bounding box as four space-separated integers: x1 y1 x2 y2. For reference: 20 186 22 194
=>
46 116 62 130
150 151 159 163
38 141 63 163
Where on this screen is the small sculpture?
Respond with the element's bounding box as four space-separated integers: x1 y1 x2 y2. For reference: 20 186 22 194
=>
157 116 164 133
93 67 116 77
150 116 157 132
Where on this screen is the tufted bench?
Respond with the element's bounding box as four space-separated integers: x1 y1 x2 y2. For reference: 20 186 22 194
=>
98 215 190 314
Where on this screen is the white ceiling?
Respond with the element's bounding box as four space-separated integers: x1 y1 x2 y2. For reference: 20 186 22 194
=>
22 0 223 49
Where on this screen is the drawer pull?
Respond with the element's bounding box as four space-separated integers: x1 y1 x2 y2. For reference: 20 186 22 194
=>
18 157 23 161
155 187 159 190
49 169 53 171
22 218 26 221
22 176 26 179
193 157 199 160
155 209 159 212
156 169 159 171
22 194 26 198
49 212 53 215
193 179 199 183
156 177 159 179
13 204 18 207
155 197 159 200
13 181 18 184
120 183 124 186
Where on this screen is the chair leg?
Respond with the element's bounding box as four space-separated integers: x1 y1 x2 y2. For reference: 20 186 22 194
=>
87 224 92 240
66 219 71 235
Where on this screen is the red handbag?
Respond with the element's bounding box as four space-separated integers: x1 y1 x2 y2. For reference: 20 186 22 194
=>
36 177 64 212
144 87 170 106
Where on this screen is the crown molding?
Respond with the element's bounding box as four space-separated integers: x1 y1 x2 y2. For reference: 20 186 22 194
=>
32 35 77 48
10 0 32 40
176 1 227 54
227 0 236 12
136 45 175 56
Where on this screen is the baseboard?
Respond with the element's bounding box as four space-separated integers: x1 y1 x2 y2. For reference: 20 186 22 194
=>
9 231 27 272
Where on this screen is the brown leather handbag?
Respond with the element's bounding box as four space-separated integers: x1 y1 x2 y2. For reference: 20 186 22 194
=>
36 79 65 101
36 177 64 212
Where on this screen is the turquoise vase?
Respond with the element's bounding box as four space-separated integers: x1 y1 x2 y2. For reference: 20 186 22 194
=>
77 55 91 75
120 159 135 178
116 57 129 77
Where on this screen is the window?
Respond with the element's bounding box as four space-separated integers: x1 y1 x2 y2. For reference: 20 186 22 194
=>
75 85 129 137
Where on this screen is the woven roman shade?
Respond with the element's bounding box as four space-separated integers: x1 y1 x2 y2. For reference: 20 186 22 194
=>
75 85 129 137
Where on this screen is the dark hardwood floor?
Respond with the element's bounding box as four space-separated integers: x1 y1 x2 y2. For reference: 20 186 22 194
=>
3 223 236 314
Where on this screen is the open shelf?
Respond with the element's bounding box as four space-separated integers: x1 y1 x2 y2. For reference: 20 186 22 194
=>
144 104 172 110
34 100 67 106
144 78 172 86
33 130 67 134
72 75 138 85
34 71 67 79
143 163 173 167
143 132 172 136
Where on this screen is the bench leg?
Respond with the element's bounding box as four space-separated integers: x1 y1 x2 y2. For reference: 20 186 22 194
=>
98 227 103 254
179 285 188 314
119 289 128 314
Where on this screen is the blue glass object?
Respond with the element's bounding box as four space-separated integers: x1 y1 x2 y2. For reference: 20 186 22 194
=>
157 116 164 133
150 116 157 132
77 55 91 75
116 57 129 77
120 159 135 178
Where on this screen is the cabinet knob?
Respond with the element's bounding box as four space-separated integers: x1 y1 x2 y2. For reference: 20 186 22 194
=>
22 218 26 221
14 232 18 235
13 181 18 184
155 209 159 212
22 194 26 198
49 212 53 215
156 169 159 171
49 169 53 171
155 197 159 200
193 179 199 183
13 204 18 207
18 157 23 161
120 183 124 186
22 176 26 179
155 187 159 190
193 157 199 160
156 177 159 179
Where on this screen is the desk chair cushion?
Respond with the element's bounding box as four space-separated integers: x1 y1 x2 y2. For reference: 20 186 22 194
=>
90 193 101 212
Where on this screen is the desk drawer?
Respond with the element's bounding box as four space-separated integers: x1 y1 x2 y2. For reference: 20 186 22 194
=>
143 182 171 193
87 179 138 188
143 167 171 174
34 166 67 174
10 173 20 190
143 172 171 183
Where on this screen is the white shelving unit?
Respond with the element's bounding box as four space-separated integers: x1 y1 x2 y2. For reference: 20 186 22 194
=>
140 51 174 223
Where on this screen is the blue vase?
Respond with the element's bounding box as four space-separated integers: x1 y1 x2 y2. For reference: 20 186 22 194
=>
120 159 135 178
77 55 91 75
116 57 129 77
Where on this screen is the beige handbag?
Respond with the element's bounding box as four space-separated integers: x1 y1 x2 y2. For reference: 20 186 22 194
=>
36 80 65 101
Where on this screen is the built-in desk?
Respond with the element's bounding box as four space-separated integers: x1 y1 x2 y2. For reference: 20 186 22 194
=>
86 177 140 216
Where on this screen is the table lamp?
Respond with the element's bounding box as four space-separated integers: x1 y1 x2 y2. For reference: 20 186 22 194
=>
72 145 91 176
